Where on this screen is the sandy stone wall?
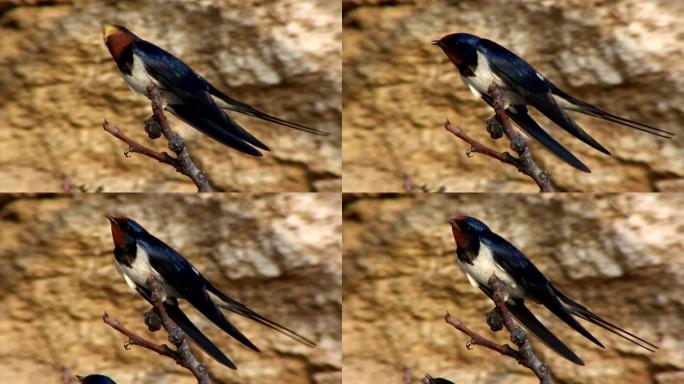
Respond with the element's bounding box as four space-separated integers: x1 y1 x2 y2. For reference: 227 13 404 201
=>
343 0 684 192
0 0 341 192
343 193 684 384
0 193 341 384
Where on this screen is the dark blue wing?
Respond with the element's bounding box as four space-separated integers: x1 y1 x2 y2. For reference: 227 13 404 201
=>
477 39 610 154
77 374 118 384
168 104 266 156
481 233 604 348
132 40 269 152
140 236 260 352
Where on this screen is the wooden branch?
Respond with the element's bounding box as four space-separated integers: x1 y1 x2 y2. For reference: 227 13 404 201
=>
444 82 555 192
488 275 554 383
103 277 213 384
488 83 554 192
61 368 71 384
147 276 213 383
103 312 180 360
103 84 214 192
103 120 178 167
146 85 213 192
403 367 412 384
444 311 521 359
445 274 555 384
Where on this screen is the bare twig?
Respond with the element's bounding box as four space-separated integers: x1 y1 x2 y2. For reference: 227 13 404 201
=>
488 275 553 383
146 85 212 192
445 82 555 192
61 368 72 384
403 367 412 384
444 312 520 359
103 276 213 384
445 274 555 384
103 84 213 192
103 120 178 166
103 312 179 360
147 276 212 383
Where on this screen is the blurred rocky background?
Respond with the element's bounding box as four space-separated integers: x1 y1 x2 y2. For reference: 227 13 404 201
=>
343 193 684 384
0 0 341 192
0 193 341 383
343 0 684 192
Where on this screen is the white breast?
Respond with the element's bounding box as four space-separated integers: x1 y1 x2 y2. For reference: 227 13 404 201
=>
114 246 180 300
458 245 525 301
461 51 526 107
121 55 189 107
122 55 154 96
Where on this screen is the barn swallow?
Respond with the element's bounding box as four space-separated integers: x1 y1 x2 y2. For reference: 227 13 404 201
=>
102 24 327 157
425 375 454 384
106 215 316 369
448 215 657 365
75 374 117 384
433 33 673 173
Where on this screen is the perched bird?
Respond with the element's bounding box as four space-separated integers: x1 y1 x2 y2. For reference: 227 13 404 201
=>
425 374 455 384
75 374 117 384
106 215 316 369
433 33 673 172
448 215 657 365
102 24 327 156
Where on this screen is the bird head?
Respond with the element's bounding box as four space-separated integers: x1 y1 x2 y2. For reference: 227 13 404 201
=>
106 214 147 249
448 215 489 247
425 374 455 384
102 23 136 61
75 374 117 384
432 32 479 66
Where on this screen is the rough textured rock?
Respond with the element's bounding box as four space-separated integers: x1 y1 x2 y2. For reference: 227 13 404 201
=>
343 194 684 383
0 193 341 383
0 0 341 192
343 0 684 192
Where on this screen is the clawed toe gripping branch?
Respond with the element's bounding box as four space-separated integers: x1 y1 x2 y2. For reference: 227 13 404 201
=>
103 84 213 192
103 276 213 384
445 274 554 384
445 82 554 192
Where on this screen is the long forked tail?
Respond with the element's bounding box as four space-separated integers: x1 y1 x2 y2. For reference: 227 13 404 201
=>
551 285 658 352
206 282 316 348
507 105 591 173
557 91 674 139
210 86 329 136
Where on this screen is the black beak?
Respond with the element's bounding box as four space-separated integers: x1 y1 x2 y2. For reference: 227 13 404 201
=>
105 214 117 224
431 40 442 46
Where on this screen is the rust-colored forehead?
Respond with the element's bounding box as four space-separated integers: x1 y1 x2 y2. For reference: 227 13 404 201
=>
449 214 468 246
103 25 134 60
107 215 128 247
106 214 130 222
